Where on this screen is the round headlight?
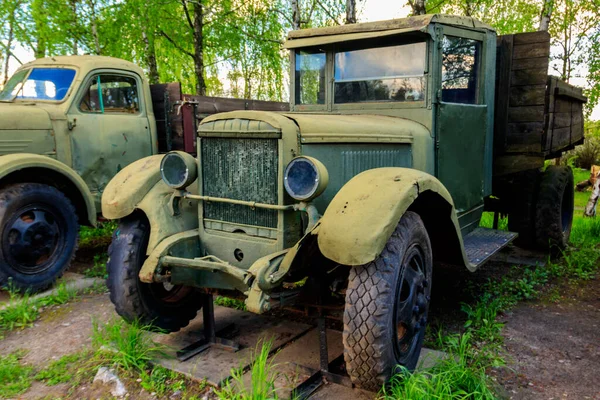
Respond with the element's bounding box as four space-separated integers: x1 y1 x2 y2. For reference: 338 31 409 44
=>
284 156 329 201
160 151 197 189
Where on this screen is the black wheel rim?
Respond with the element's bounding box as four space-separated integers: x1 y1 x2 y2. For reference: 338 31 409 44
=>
393 244 431 364
2 204 66 275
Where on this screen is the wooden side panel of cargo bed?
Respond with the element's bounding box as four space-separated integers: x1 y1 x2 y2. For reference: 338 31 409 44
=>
494 31 550 155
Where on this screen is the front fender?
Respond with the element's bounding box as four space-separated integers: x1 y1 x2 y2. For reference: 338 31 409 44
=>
102 155 164 220
317 167 464 266
102 154 198 254
0 153 96 225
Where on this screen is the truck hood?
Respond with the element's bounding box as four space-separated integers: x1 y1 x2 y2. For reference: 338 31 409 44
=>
0 104 53 130
199 110 429 144
282 113 427 143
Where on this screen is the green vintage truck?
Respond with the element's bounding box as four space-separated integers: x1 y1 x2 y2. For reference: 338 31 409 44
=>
0 56 286 291
103 14 586 391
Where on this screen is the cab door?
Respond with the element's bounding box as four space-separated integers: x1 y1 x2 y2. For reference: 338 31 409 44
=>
67 71 153 206
435 30 489 229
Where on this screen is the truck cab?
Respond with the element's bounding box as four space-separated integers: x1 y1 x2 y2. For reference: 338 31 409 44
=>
102 14 585 391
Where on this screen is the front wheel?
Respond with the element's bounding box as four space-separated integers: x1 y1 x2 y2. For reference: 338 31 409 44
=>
107 215 204 332
343 211 433 391
0 183 79 292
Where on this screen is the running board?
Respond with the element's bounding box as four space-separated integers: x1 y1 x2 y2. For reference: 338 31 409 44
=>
463 228 518 268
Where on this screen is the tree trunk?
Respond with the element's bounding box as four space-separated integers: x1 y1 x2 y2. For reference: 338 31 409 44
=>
70 0 78 54
584 169 600 217
141 28 159 84
3 15 14 85
538 0 553 31
87 0 101 54
345 0 356 24
291 0 301 30
408 0 426 15
193 0 206 96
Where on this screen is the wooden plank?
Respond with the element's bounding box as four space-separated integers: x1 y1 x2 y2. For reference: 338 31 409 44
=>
553 98 575 113
511 57 549 70
494 154 545 176
509 85 546 106
510 68 548 86
512 31 551 45
507 121 544 139
549 126 572 149
183 95 289 115
513 42 550 60
493 34 513 155
508 105 545 122
551 112 582 129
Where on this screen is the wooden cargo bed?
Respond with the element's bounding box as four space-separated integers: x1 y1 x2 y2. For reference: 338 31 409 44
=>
149 83 289 154
493 31 587 176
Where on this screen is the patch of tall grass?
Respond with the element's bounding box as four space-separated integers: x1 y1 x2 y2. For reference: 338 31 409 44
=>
382 334 496 400
91 318 164 371
216 340 279 400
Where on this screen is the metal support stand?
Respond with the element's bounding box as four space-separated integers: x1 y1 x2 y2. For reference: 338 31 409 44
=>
176 294 240 362
291 316 353 400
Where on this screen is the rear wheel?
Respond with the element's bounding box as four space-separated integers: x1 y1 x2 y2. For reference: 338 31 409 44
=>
343 211 432 391
535 166 574 251
0 183 79 292
107 215 204 332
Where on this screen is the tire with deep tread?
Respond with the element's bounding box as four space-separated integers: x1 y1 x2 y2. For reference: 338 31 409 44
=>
107 215 204 332
507 169 541 248
0 183 79 292
535 165 574 251
343 211 433 391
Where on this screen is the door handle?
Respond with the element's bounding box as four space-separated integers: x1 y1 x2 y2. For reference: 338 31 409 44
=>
68 118 77 131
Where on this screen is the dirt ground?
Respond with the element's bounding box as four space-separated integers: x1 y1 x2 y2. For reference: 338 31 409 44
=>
495 276 600 400
1 250 599 399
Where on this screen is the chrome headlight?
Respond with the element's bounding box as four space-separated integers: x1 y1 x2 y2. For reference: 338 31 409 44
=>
284 156 329 201
160 151 197 189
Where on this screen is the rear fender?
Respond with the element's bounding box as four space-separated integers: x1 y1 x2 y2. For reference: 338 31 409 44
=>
0 153 96 225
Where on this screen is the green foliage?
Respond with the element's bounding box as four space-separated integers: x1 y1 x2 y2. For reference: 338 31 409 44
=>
79 221 117 249
573 137 600 169
91 318 164 371
478 211 508 230
383 334 496 400
84 253 109 279
0 352 34 398
214 296 247 310
139 365 190 396
35 352 88 385
216 340 279 400
0 282 76 334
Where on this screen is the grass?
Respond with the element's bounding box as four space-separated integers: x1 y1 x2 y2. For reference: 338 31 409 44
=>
215 296 247 310
79 221 117 249
382 334 497 400
83 253 109 279
479 212 508 230
216 340 279 400
0 351 34 398
91 318 164 371
0 282 77 335
35 352 89 386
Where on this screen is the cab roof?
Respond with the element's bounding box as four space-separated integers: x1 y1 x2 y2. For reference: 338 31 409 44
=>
284 14 494 49
19 55 146 78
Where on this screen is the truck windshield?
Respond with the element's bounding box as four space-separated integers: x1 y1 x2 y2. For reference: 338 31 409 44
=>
0 68 76 102
334 42 426 104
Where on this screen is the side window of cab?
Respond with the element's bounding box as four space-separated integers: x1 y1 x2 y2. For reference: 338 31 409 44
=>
441 36 482 104
79 74 140 114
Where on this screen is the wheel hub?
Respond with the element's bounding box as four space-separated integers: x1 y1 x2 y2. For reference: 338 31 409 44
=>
3 208 61 273
394 249 431 361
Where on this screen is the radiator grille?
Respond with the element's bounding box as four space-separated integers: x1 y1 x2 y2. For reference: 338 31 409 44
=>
201 138 278 228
